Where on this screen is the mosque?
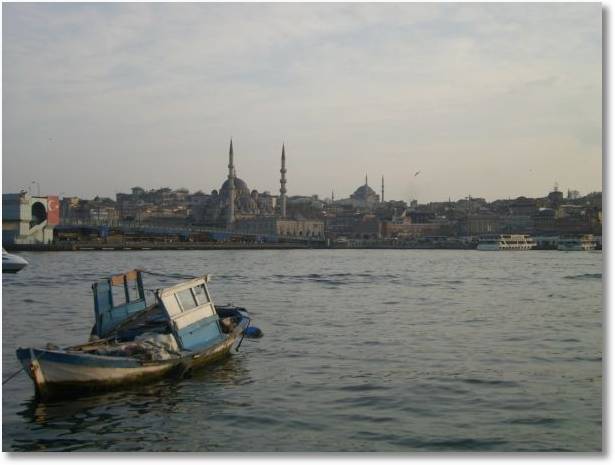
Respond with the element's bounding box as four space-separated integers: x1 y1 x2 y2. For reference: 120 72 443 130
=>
203 140 325 240
200 140 279 226
334 174 382 209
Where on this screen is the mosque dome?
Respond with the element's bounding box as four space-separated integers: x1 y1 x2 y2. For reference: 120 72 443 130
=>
351 184 378 200
219 177 251 199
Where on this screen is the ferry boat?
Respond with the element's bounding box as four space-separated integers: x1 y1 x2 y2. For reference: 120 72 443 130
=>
557 234 595 251
15 269 261 399
2 248 28 273
477 234 537 251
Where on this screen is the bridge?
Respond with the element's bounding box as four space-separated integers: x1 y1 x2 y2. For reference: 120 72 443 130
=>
53 220 327 246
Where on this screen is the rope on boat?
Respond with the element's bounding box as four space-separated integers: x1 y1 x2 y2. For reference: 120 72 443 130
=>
235 317 251 352
2 366 25 385
138 270 201 280
4 350 50 385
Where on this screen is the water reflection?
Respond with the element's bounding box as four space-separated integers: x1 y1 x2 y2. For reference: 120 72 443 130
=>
11 356 252 451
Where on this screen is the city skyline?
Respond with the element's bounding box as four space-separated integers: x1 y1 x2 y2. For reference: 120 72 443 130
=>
3 3 602 202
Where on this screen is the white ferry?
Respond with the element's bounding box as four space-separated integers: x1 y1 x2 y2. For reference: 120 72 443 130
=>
557 235 595 251
477 234 537 251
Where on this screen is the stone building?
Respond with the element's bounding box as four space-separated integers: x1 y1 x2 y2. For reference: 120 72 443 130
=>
350 176 380 208
116 187 189 222
61 196 119 224
335 175 381 210
3 192 59 244
381 221 454 239
215 140 324 239
325 212 381 240
509 196 537 216
234 216 325 239
458 213 501 236
197 140 277 227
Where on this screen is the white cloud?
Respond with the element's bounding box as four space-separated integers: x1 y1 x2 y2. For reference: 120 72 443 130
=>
2 3 601 201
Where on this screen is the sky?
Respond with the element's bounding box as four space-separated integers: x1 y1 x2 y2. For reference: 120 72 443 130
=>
2 2 602 203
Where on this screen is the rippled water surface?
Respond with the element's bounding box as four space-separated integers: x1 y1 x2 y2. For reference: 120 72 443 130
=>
2 250 602 451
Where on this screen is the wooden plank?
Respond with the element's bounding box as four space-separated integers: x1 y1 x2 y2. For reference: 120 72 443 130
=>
110 270 139 286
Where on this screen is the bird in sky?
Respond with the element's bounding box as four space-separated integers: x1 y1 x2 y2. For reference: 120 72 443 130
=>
414 171 421 177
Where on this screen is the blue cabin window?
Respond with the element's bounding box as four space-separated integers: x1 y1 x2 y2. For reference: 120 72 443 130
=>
127 279 140 302
111 284 126 306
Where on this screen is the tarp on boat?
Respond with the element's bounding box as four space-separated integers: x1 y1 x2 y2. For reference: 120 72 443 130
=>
92 332 182 361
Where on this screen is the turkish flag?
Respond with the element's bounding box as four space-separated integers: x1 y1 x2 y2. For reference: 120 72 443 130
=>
47 196 60 225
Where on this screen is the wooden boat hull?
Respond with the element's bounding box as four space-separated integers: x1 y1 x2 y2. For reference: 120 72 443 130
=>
16 320 247 399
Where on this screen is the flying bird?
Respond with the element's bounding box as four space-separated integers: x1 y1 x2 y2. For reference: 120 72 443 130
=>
414 171 421 177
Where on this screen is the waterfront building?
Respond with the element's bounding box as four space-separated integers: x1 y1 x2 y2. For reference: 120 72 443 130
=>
59 196 81 222
381 221 454 239
116 187 190 222
500 215 533 234
186 190 211 221
234 216 325 240
61 197 119 225
378 208 455 239
325 212 381 240
2 192 59 244
510 196 537 216
458 213 501 236
408 211 436 223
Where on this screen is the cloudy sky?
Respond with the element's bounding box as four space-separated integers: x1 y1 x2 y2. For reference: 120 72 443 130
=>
2 3 602 202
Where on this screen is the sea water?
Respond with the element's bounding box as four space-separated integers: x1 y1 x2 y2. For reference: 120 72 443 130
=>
1 249 602 451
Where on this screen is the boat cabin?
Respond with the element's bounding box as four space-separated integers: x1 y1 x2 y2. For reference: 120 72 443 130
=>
156 276 224 351
92 270 148 338
92 270 225 353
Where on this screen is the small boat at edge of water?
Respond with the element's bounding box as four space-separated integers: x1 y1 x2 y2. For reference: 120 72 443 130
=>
2 248 28 273
16 269 260 399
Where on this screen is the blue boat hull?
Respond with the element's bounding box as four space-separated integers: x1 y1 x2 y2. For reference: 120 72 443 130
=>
16 317 249 399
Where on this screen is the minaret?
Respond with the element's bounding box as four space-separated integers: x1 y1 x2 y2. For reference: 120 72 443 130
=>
381 175 384 203
280 144 287 218
227 139 235 228
365 173 368 186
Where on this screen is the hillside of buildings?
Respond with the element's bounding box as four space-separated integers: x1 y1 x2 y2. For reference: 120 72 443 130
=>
4 142 601 247
55 184 601 241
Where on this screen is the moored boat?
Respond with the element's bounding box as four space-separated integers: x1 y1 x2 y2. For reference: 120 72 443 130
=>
16 269 260 398
557 234 595 251
477 234 536 251
2 248 28 273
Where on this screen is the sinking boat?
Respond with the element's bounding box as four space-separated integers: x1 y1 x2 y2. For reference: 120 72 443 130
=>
16 269 260 398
